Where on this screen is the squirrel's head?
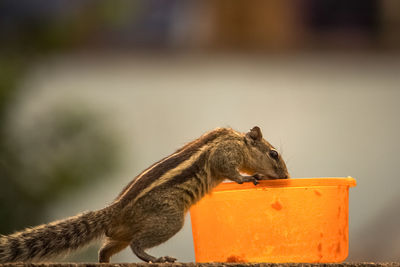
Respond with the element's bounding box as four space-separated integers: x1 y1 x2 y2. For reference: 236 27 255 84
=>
243 126 289 179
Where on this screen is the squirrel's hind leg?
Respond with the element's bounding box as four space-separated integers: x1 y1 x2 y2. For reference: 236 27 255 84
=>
128 201 184 263
98 238 130 263
130 244 176 263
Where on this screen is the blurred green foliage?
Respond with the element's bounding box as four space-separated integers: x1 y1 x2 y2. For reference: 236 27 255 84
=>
0 75 120 235
0 1 122 236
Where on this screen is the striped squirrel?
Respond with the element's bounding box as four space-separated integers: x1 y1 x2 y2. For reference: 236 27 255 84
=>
0 126 289 263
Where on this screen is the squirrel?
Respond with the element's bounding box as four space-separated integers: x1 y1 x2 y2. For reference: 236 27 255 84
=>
0 126 289 263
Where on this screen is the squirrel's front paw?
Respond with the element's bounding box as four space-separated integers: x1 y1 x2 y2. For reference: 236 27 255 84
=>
253 173 262 180
249 174 262 185
241 175 260 185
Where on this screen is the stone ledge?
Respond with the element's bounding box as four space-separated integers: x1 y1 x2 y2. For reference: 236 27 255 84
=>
0 263 399 267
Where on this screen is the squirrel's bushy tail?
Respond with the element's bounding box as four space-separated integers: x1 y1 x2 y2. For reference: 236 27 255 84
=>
0 208 110 263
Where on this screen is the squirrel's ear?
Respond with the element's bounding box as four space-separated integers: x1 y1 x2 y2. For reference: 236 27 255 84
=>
246 126 263 141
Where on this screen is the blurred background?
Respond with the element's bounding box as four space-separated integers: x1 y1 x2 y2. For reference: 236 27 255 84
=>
1 0 400 262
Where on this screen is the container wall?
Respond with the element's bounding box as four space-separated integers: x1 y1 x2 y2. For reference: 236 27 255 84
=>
191 183 351 263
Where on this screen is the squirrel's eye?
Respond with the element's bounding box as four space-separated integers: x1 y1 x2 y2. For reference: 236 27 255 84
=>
269 150 279 160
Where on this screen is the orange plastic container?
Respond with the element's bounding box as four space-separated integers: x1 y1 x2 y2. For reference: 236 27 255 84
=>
190 177 356 263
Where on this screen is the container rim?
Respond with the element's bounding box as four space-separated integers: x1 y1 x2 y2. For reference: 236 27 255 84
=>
214 177 357 192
